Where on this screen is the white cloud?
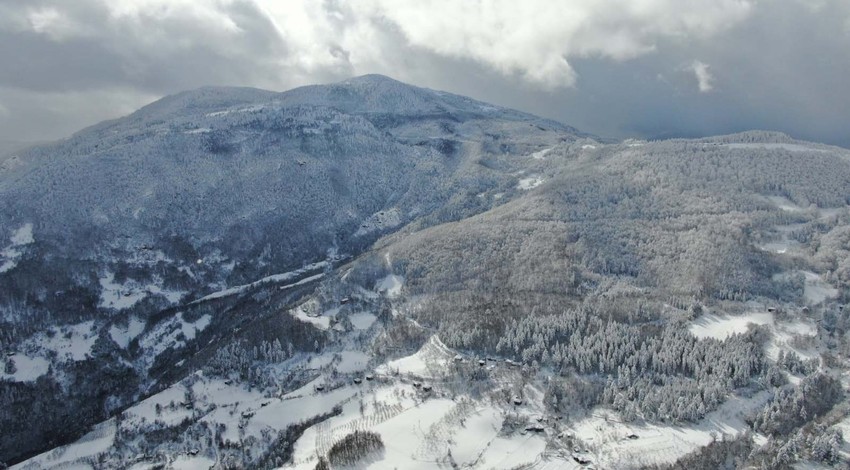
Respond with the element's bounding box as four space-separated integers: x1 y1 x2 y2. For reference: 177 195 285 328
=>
355 0 753 88
1 0 754 90
690 60 715 93
258 0 754 89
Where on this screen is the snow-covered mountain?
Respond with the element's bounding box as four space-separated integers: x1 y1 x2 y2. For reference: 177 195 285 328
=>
0 74 584 465
3 76 850 469
0 74 576 317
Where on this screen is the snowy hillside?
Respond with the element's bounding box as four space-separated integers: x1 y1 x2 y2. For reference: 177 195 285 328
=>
4 76 850 469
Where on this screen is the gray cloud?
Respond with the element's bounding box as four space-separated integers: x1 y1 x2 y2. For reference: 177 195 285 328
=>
0 0 848 148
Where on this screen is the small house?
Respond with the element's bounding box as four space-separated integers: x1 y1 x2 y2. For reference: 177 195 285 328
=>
525 424 545 433
422 384 433 392
315 384 325 392
512 395 523 406
353 377 362 384
365 374 375 381
627 433 639 440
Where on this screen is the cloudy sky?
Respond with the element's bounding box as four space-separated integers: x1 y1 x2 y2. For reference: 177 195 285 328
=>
2 0 849 147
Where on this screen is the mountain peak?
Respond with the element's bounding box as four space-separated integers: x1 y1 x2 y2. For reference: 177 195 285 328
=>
340 73 401 85
277 73 569 129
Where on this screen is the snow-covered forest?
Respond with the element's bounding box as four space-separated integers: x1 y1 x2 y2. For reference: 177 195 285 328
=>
2 76 850 469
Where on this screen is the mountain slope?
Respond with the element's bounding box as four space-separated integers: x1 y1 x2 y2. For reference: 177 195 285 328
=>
0 75 586 464
0 74 580 321
367 134 850 347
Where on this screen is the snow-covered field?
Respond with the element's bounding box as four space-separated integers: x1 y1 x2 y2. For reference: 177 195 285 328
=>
99 272 149 310
375 274 404 298
349 312 377 330
689 311 774 340
800 271 838 305
307 350 370 373
12 420 116 470
99 271 185 310
566 392 771 469
689 309 818 361
285 339 556 470
24 320 99 362
769 269 838 305
137 313 211 364
108 316 147 349
290 302 334 330
171 455 215 469
287 396 550 470
529 147 553 160
517 176 544 190
376 336 454 378
0 223 33 273
123 383 197 429
354 207 403 237
1 353 49 382
3 320 102 382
